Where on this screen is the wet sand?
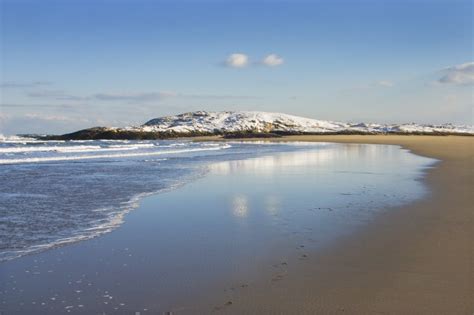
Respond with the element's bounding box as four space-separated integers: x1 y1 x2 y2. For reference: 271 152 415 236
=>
197 135 473 314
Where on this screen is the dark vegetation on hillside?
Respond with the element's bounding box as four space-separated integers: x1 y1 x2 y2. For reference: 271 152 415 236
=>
34 126 473 141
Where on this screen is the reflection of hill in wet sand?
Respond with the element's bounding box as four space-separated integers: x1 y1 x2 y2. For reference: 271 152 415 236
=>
209 142 412 175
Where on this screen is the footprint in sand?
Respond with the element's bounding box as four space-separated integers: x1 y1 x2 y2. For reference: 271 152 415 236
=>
299 254 308 260
272 261 288 268
271 274 285 282
213 301 233 311
224 283 248 292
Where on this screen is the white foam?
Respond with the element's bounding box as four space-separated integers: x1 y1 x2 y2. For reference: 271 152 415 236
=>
0 134 40 143
0 144 231 164
0 143 157 154
0 145 101 153
107 143 156 149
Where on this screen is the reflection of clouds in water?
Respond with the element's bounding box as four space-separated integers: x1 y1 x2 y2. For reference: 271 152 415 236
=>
265 195 280 215
232 195 248 218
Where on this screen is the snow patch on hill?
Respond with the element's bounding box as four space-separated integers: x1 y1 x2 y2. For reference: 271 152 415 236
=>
135 111 473 135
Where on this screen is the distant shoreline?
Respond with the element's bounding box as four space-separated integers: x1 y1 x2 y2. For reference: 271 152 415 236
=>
25 129 474 141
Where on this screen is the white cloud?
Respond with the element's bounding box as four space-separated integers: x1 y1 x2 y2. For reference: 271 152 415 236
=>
93 92 173 102
26 89 258 102
262 54 284 67
225 53 249 68
27 91 178 102
222 53 285 68
376 80 394 87
0 81 51 88
24 113 85 122
27 90 86 101
439 62 474 85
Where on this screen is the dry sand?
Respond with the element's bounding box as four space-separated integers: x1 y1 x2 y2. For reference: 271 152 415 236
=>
197 135 473 314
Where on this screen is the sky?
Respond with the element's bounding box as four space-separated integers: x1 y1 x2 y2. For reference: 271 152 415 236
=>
0 0 473 135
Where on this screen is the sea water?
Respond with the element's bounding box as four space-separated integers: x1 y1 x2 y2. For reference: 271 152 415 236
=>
0 139 329 261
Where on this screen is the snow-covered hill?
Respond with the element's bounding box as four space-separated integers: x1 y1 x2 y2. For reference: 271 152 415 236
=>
138 111 473 135
35 110 473 140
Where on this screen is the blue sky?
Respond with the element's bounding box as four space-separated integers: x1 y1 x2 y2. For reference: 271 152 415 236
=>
1 0 472 134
